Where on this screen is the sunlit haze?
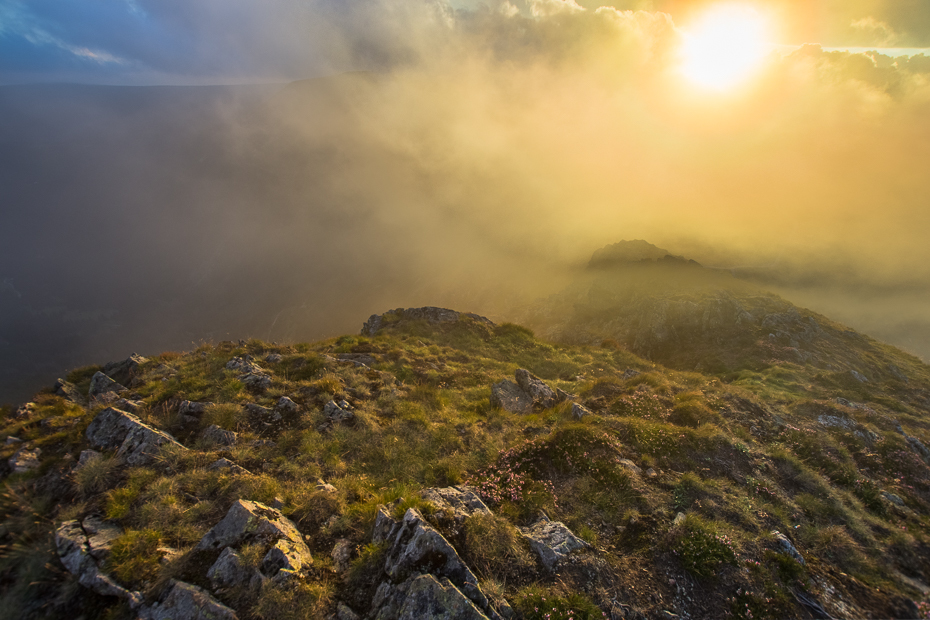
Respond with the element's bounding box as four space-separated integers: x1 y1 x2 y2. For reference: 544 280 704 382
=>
679 4 772 90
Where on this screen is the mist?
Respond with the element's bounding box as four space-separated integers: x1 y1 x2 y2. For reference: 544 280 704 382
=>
3 2 930 404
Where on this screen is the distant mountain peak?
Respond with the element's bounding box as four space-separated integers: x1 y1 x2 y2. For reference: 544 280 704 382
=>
588 240 701 269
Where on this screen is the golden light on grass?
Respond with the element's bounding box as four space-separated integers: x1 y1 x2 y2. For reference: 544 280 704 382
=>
678 4 772 91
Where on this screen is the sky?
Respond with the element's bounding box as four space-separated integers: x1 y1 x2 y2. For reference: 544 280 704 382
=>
2 0 930 402
2 0 930 84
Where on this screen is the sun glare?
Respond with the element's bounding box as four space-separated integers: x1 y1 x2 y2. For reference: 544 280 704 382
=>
679 4 771 91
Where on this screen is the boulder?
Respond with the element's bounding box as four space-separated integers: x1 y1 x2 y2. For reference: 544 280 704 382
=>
262 538 310 574
245 403 281 425
82 516 122 561
382 508 488 609
421 486 492 523
55 379 86 405
207 547 252 589
520 518 589 570
323 400 355 423
201 425 237 447
362 307 495 337
139 580 238 620
85 407 186 466
88 372 126 398
370 574 490 620
372 505 399 544
55 520 143 608
275 396 300 418
8 446 41 474
208 458 251 476
489 380 533 414
515 369 557 409
179 400 211 416
103 354 149 387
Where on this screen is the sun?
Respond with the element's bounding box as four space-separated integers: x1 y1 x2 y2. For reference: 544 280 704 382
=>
678 4 771 91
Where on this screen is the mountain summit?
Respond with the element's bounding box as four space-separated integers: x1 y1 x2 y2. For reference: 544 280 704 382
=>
2 261 930 619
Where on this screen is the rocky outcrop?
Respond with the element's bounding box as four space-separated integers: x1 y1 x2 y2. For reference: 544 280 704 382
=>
102 354 149 387
370 574 490 620
194 499 312 587
490 380 533 414
55 379 86 405
519 517 589 570
139 580 238 620
490 369 563 414
85 407 186 466
55 520 143 607
378 508 488 609
88 372 126 398
362 307 495 337
226 356 272 392
771 530 805 565
323 399 355 423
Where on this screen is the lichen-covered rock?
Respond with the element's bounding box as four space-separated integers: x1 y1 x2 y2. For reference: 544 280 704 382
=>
520 518 589 570
771 530 805 565
8 446 41 474
139 580 238 620
55 520 143 608
262 538 310 573
207 547 253 589
208 458 251 475
85 407 186 466
515 369 557 409
382 508 488 609
195 500 311 565
421 486 492 523
372 505 398 544
371 574 490 620
323 399 355 423
362 307 495 337
88 371 126 398
490 380 532 414
201 425 237 447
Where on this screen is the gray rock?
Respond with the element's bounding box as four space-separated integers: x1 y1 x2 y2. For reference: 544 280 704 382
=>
323 400 355 423
519 519 589 570
139 580 238 620
618 459 642 475
54 379 86 405
244 403 280 425
201 425 237 447
13 402 35 419
621 369 642 380
382 508 488 609
82 516 122 562
4 436 22 445
207 547 253 589
372 505 399 544
882 491 905 506
194 500 311 570
261 538 310 574
113 398 144 414
8 446 41 474
85 407 186 466
421 486 492 523
265 353 283 364
208 458 251 475
850 370 869 383
332 539 354 573
55 520 143 608
908 435 930 462
371 574 490 620
275 396 300 418
88 372 126 398
103 354 149 387
226 357 272 392
571 403 592 420
76 449 102 469
336 602 361 620
316 478 337 493
515 369 558 409
771 530 805 565
362 307 495 337
489 380 532 414
556 388 577 402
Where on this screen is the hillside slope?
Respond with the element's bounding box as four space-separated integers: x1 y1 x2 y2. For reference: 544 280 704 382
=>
1 299 930 619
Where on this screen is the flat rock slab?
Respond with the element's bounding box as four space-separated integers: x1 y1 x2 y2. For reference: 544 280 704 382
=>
421 486 492 523
140 580 238 620
85 407 186 466
490 380 533 414
520 518 589 570
371 574 490 620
